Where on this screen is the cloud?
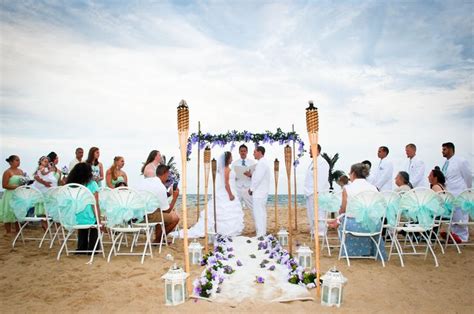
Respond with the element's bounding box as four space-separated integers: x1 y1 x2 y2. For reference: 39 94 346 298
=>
0 1 472 192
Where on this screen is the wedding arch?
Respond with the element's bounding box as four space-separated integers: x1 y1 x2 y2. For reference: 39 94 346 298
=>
186 125 306 230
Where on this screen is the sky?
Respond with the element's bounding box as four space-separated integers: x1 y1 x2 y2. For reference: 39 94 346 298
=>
0 0 473 194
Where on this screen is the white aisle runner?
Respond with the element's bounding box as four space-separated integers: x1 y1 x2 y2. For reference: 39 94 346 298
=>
213 236 313 304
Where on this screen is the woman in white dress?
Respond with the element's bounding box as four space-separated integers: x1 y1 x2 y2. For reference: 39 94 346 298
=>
178 151 244 238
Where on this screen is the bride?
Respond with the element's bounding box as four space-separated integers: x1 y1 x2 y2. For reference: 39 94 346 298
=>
176 151 244 238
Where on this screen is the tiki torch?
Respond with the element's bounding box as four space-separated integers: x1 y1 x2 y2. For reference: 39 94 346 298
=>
177 100 191 295
274 158 280 232
306 100 321 297
284 145 293 255
211 158 217 234
203 147 211 252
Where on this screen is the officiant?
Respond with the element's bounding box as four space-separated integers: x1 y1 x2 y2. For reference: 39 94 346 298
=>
232 144 256 210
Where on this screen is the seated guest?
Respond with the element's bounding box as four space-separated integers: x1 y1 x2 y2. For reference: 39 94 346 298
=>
66 162 101 252
394 171 413 193
336 174 349 189
335 163 386 260
428 166 446 193
105 156 128 188
141 150 162 178
137 164 179 243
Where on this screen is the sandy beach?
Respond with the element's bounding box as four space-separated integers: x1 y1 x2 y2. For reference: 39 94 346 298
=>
1 205 473 313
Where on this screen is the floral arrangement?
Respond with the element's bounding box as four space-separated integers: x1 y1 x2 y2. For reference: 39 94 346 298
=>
187 128 306 166
193 234 236 298
19 172 32 186
160 155 180 189
258 235 319 289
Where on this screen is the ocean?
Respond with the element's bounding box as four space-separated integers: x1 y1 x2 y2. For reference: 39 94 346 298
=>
176 194 307 209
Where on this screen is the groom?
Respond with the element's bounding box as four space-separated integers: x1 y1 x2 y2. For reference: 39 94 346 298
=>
248 146 270 237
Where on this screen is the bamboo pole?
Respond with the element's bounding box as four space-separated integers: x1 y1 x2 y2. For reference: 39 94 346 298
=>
177 100 191 295
203 147 211 253
211 159 217 233
306 101 321 297
284 145 293 255
274 159 279 232
196 121 201 223
292 124 298 231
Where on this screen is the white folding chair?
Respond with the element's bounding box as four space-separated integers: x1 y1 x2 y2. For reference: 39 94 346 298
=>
10 186 52 248
56 183 105 265
318 190 341 256
390 188 444 267
132 190 167 253
105 187 153 264
434 191 456 254
338 191 387 267
445 188 474 251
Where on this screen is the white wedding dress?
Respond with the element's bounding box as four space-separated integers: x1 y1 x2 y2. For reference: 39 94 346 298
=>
176 154 244 238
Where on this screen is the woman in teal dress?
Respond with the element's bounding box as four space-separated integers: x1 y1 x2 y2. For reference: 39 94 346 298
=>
86 147 104 187
65 162 101 252
1 155 24 235
105 156 128 188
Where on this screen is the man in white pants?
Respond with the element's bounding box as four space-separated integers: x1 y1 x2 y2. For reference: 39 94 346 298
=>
304 144 330 236
441 142 472 242
248 146 270 237
232 144 256 210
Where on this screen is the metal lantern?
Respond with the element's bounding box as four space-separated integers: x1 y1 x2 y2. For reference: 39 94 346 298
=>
277 229 289 246
207 231 217 245
296 243 313 269
188 239 203 265
321 267 348 308
162 264 189 306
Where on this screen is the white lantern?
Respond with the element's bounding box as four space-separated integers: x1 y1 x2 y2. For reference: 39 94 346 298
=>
207 231 217 245
296 243 313 269
277 229 289 246
188 239 203 265
321 267 348 308
161 264 189 306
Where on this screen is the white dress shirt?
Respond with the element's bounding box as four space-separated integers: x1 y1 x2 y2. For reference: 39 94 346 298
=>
405 155 427 188
304 155 330 196
136 177 170 213
250 157 271 198
69 158 81 171
443 155 472 196
371 158 393 192
232 158 256 189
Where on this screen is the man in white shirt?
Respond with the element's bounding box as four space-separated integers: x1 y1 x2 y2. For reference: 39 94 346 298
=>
370 146 393 191
68 147 83 171
304 144 330 236
232 144 256 210
442 142 472 242
404 143 427 188
248 146 270 237
137 164 180 243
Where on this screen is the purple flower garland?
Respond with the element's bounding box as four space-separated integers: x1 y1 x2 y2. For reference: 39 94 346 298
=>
186 128 306 166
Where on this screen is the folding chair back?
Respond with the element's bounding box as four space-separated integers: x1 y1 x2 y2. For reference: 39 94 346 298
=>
57 183 98 230
10 186 43 222
382 191 400 227
346 191 387 233
400 188 443 230
456 189 474 219
104 187 145 227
